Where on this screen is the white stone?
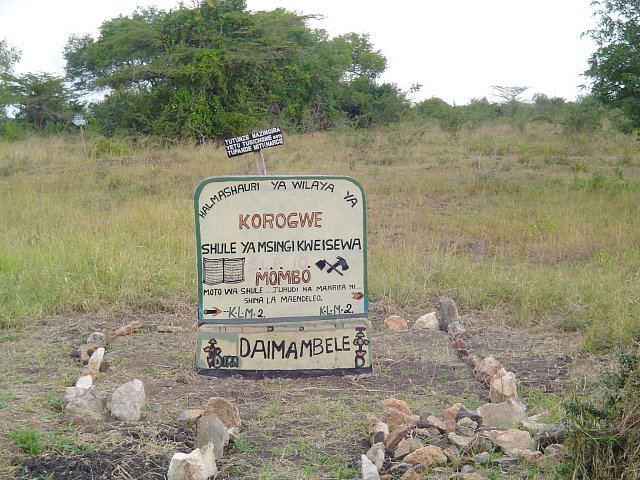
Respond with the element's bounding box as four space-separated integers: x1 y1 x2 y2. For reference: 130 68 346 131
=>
491 429 534 457
75 375 93 389
473 451 491 464
477 398 527 428
87 332 106 344
111 379 146 423
199 443 218 479
448 432 473 451
460 464 475 474
88 347 105 371
521 414 547 434
366 442 385 471
437 296 460 331
361 454 380 480
196 415 228 461
394 438 420 460
447 321 466 336
456 417 478 437
167 449 205 480
489 371 518 403
414 312 439 330
63 387 108 422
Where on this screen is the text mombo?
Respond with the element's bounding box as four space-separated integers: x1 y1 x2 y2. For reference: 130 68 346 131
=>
255 269 311 286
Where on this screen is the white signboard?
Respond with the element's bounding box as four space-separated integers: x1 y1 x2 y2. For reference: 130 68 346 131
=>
194 176 367 324
71 113 87 127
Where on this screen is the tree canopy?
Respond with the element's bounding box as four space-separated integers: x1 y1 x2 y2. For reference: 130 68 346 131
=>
0 39 21 119
1 39 80 132
63 1 410 139
0 39 20 76
2 73 79 132
585 0 640 130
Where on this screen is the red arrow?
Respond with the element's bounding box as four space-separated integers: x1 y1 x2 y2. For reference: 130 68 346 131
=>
352 292 364 300
203 307 222 316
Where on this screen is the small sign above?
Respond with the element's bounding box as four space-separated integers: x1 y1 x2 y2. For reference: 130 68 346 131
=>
224 127 283 158
71 114 87 127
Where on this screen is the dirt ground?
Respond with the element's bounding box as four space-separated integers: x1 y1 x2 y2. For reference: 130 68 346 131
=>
0 305 607 480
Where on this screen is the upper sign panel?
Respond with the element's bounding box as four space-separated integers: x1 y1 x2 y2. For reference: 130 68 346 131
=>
194 176 367 323
223 127 283 158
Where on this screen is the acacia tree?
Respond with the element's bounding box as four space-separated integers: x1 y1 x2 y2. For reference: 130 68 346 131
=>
585 0 640 130
3 73 80 132
491 85 529 103
491 85 530 116
489 85 533 131
1 40 80 134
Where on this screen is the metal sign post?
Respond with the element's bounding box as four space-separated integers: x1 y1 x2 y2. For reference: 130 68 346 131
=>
71 114 88 160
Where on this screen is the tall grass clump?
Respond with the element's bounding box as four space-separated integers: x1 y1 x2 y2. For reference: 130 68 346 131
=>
565 336 640 479
9 428 44 455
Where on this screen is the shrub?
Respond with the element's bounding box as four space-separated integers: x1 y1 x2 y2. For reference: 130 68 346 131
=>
438 106 467 140
414 97 451 120
0 120 28 141
89 135 131 158
565 336 640 479
561 96 605 135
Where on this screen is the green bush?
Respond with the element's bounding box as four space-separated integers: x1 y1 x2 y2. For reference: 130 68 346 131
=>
438 106 467 140
561 96 605 134
89 135 131 158
0 120 28 141
565 336 640 479
414 97 451 120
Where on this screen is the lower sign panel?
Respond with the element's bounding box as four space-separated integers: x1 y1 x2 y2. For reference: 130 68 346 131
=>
195 320 372 376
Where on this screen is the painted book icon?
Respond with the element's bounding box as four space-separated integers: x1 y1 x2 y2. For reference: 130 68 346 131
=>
203 257 245 285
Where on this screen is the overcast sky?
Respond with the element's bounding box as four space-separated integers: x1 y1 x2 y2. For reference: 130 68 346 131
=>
0 0 598 104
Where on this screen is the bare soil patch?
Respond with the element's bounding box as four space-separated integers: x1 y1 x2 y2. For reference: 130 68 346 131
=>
1 306 605 479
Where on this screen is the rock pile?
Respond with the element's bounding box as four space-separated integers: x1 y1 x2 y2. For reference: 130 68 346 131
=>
63 322 147 423
384 298 521 409
374 297 568 478
362 397 566 479
170 396 242 480
60 321 241 480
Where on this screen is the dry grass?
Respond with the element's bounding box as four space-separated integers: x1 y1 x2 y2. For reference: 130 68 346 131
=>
1 122 639 350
